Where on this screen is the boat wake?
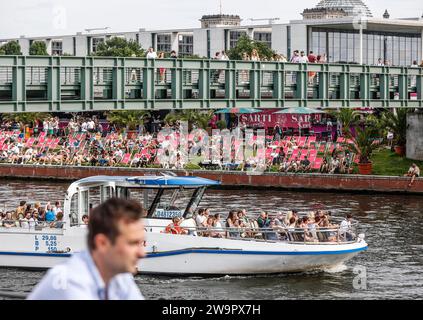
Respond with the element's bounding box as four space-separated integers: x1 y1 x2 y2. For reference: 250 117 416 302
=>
323 264 348 274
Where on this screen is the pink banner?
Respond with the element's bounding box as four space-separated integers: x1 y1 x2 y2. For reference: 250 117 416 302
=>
239 110 322 129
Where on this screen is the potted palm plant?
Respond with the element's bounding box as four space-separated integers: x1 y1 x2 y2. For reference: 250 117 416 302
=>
380 108 410 156
106 110 151 138
346 123 382 175
164 110 214 132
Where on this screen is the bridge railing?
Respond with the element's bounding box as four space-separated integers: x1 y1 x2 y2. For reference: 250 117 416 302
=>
0 55 422 112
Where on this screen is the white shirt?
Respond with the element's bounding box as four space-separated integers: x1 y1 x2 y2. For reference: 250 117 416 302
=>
147 51 157 59
299 56 309 63
53 206 63 215
340 219 351 232
195 214 206 227
20 218 29 229
28 251 144 300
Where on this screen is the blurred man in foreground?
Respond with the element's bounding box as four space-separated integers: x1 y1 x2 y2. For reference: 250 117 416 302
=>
28 198 146 300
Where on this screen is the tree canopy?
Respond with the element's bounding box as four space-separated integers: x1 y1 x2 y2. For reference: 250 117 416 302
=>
29 41 48 56
0 41 22 55
227 35 275 61
95 37 145 57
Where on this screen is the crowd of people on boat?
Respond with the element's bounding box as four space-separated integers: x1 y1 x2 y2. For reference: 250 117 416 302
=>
0 198 356 243
165 208 355 243
0 200 89 229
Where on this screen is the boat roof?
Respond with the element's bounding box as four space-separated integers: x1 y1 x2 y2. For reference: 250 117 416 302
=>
73 175 221 187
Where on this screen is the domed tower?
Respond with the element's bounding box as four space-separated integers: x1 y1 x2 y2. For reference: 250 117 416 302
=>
302 0 373 20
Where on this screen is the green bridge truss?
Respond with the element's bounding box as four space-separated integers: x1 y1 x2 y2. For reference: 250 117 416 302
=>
0 55 422 113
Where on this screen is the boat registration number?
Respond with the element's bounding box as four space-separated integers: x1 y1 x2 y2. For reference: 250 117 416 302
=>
153 209 183 219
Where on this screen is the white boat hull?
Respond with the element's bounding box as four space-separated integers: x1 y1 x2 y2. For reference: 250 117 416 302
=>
0 227 368 275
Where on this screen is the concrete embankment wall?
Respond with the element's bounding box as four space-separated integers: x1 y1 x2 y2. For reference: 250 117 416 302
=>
407 112 423 161
0 164 422 195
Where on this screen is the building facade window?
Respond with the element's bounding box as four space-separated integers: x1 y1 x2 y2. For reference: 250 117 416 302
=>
157 34 172 53
229 31 247 49
92 37 105 53
311 27 422 66
51 40 63 56
253 32 272 48
178 35 193 57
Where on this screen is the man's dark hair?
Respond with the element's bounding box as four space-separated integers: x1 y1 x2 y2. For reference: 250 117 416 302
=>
88 198 144 251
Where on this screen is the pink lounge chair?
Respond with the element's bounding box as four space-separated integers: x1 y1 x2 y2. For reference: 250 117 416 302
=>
289 149 299 161
298 137 307 148
26 138 36 147
312 158 324 170
121 153 131 165
307 136 317 146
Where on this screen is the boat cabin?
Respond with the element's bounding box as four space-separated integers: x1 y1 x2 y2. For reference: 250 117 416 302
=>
64 175 221 226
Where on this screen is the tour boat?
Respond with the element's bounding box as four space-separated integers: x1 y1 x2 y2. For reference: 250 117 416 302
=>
0 175 368 275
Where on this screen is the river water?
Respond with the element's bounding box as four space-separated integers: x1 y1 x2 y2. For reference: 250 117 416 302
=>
0 179 422 300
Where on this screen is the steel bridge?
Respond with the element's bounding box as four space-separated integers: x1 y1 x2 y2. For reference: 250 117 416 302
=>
0 56 422 113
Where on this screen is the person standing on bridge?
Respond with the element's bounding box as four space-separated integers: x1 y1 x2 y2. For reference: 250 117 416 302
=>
28 198 146 300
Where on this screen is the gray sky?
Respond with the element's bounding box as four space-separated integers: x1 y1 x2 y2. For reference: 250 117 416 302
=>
0 0 422 39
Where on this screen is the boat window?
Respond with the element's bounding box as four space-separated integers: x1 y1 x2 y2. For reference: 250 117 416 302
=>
126 188 158 211
79 190 89 218
70 193 79 227
151 188 196 219
89 186 101 209
101 185 114 202
116 187 129 199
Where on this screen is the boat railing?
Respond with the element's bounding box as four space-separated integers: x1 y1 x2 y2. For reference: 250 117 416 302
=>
0 220 66 234
146 221 362 245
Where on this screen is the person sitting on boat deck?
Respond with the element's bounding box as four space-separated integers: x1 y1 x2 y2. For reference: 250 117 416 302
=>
257 211 272 240
226 210 240 238
37 207 46 221
265 219 280 241
195 208 208 228
274 212 286 228
212 213 225 238
286 217 298 240
238 209 256 237
405 163 420 187
1 212 16 228
82 214 90 226
318 215 338 242
203 216 221 238
237 209 250 227
257 211 271 229
50 212 65 229
53 201 63 216
305 215 319 242
28 198 146 300
16 201 27 218
20 211 34 229
340 214 354 242
165 217 188 235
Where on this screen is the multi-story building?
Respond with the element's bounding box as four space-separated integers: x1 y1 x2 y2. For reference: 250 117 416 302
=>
1 0 422 65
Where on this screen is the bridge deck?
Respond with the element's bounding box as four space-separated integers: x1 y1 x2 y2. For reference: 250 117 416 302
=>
0 56 422 112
